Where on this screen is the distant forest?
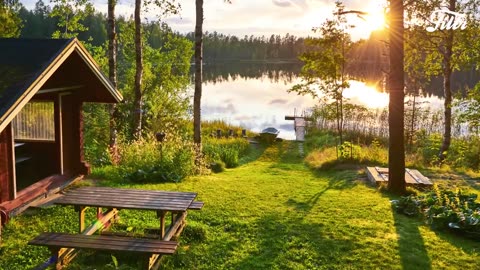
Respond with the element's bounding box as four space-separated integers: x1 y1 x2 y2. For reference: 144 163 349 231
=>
17 1 384 65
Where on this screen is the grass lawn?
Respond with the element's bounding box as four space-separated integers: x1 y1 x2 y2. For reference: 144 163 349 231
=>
1 141 480 269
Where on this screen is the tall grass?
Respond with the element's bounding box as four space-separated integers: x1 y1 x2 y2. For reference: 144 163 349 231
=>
201 120 255 138
92 135 196 183
203 138 250 168
305 140 388 169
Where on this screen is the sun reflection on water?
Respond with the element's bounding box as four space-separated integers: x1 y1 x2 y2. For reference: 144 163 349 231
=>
343 81 389 109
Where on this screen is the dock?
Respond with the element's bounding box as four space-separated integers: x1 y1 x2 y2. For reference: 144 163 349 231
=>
366 166 433 187
285 110 312 142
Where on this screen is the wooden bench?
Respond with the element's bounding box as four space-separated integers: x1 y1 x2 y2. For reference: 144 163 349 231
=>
188 201 204 210
29 232 178 269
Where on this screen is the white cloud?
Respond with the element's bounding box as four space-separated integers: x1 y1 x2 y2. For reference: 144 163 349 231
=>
20 0 386 39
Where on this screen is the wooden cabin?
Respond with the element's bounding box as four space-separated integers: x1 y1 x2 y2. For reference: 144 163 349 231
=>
0 38 122 223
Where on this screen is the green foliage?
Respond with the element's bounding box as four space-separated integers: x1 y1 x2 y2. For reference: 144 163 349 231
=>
3 143 480 269
457 84 480 134
119 136 196 183
0 0 22 37
203 138 250 168
305 141 388 170
337 141 361 160
115 19 193 140
394 184 480 238
290 2 352 144
50 0 94 38
415 132 443 166
210 160 226 173
201 120 253 138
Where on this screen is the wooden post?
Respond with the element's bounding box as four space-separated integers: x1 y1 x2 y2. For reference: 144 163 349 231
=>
76 206 86 233
0 124 15 202
157 211 166 238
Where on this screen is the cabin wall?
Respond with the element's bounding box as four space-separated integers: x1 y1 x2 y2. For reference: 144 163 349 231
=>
61 95 89 176
0 125 14 203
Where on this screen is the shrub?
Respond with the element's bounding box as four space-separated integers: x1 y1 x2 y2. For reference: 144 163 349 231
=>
393 184 480 238
118 136 196 183
203 138 250 169
210 161 226 173
304 141 387 169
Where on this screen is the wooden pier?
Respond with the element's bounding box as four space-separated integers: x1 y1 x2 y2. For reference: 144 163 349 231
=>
285 111 312 142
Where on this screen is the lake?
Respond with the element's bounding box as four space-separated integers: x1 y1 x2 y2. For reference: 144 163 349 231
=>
198 63 445 140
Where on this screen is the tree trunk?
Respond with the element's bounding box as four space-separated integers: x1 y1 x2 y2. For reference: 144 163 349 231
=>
193 0 203 147
107 0 118 163
133 0 143 139
410 94 416 149
438 0 455 162
388 0 406 195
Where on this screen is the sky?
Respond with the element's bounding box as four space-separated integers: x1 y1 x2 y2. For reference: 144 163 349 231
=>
21 0 388 40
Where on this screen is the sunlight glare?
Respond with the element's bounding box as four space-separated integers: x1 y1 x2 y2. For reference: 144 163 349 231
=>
365 12 386 31
343 81 389 109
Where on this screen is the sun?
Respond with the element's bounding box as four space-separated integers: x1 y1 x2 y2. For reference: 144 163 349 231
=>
345 3 387 39
365 12 386 31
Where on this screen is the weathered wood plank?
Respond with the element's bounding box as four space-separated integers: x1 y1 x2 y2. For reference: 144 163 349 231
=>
29 233 178 254
366 167 432 186
188 201 204 210
55 199 189 211
69 187 196 197
55 187 197 212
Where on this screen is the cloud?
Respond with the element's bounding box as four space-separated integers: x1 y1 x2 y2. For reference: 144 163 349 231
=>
272 0 308 10
203 103 237 114
279 123 293 130
272 0 292 8
234 115 255 121
269 98 289 105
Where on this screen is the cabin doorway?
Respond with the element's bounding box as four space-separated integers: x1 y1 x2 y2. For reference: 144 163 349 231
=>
12 101 59 194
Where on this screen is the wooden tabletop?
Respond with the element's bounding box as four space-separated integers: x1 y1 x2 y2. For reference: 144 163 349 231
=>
55 187 197 212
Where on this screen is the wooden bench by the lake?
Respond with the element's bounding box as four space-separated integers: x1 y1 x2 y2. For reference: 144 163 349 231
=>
28 187 204 269
29 233 178 269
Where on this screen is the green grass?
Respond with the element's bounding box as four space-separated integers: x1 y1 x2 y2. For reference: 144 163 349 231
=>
1 141 480 269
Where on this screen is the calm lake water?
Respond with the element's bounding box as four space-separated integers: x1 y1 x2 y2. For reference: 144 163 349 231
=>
198 63 445 140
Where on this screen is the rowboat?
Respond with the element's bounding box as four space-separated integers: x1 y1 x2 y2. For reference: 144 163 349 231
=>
260 127 279 143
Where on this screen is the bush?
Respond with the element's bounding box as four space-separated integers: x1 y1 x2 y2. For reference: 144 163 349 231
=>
118 136 196 183
393 184 480 238
203 138 250 169
210 161 226 173
304 140 387 169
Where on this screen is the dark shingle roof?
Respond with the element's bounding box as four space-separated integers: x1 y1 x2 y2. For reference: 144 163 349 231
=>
0 38 72 125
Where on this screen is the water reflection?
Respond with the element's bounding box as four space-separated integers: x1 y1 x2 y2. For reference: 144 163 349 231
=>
199 63 463 139
202 74 314 140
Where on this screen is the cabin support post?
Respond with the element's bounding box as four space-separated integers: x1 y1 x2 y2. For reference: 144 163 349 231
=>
0 124 15 203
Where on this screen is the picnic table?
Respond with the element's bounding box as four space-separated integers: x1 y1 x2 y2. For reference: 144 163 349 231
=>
28 186 204 270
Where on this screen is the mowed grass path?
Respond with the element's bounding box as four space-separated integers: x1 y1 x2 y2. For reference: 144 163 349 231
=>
1 141 480 269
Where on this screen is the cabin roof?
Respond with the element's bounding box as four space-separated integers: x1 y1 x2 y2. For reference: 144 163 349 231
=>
0 38 123 133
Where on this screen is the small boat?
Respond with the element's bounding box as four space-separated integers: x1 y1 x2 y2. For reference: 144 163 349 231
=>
260 127 280 143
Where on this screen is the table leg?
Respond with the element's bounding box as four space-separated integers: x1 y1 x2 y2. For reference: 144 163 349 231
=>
157 211 166 239
75 206 86 234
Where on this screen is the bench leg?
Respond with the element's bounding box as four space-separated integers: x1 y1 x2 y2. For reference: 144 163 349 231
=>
140 254 162 270
74 206 86 234
157 211 166 239
47 248 61 270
